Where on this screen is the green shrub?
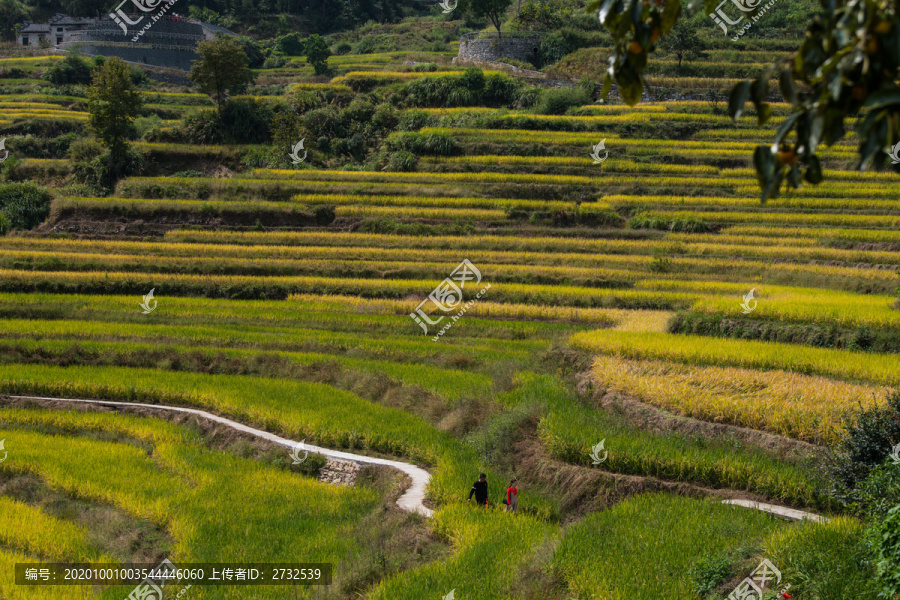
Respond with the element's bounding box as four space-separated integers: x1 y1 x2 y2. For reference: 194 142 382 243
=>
71 146 147 192
387 132 460 156
238 36 266 68
262 52 288 69
386 150 418 172
827 391 900 509
402 68 527 108
687 553 732 598
0 182 53 233
182 98 278 144
539 32 571 67
43 52 93 85
313 205 336 225
305 34 331 75
628 214 710 233
855 463 900 520
533 86 590 115
274 32 305 55
876 505 900 600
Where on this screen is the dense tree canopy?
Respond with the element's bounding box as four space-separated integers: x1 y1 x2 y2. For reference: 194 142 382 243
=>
189 35 253 112
87 57 142 155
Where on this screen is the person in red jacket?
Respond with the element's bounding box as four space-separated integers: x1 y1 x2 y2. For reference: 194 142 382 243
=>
505 478 518 513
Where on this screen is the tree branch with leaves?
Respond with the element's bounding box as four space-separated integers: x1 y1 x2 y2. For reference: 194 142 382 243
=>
586 0 900 200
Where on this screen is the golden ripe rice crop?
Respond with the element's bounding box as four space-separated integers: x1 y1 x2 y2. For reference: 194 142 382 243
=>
637 209 900 228
590 355 892 444
571 330 900 387
722 225 900 243
607 193 900 211
252 168 595 185
425 156 718 174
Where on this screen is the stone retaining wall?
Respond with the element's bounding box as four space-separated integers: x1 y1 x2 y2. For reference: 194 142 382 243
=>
458 35 543 63
317 459 360 486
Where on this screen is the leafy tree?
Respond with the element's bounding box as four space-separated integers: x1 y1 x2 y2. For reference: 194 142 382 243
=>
514 0 565 30
238 36 266 68
659 19 705 68
87 57 141 157
275 32 305 55
0 182 52 233
189 35 253 114
43 50 93 85
470 0 514 36
0 0 29 42
585 0 900 199
304 34 331 76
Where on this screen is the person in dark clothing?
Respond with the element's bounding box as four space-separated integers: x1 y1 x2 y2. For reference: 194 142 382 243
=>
467 473 488 507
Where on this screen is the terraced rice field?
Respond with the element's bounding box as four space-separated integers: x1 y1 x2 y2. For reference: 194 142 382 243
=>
0 35 895 600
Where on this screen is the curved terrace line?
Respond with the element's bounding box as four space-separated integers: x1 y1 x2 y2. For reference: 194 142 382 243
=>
8 396 832 524
9 395 434 518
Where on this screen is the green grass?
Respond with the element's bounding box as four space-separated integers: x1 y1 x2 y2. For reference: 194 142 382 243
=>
552 494 782 599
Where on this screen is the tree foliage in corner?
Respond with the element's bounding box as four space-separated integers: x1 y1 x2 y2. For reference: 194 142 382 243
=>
586 0 900 200
0 0 30 42
190 35 253 113
87 57 142 156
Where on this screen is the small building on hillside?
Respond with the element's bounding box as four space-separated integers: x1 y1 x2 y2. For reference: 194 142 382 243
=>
17 10 236 72
60 14 236 71
17 13 98 47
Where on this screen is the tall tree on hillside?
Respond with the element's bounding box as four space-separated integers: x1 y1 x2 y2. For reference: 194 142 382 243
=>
586 0 900 200
304 34 331 76
659 19 705 68
189 35 253 114
470 0 514 37
87 57 142 160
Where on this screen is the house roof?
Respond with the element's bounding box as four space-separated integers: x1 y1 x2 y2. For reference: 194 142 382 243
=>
48 13 97 26
199 22 238 36
19 23 51 34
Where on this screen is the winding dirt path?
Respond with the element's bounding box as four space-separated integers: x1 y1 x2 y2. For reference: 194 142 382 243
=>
8 395 434 518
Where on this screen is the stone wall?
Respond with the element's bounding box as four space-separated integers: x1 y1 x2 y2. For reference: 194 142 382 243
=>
317 459 360 486
458 35 543 64
78 45 198 70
